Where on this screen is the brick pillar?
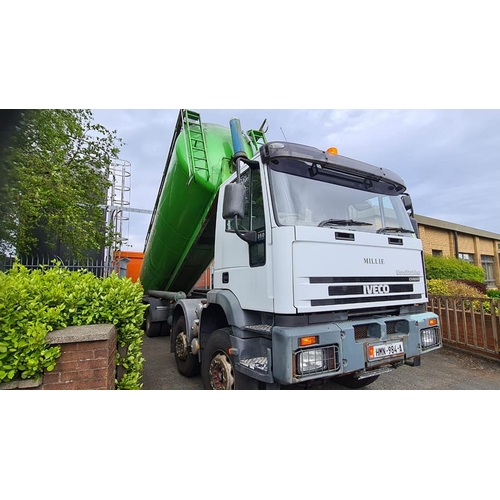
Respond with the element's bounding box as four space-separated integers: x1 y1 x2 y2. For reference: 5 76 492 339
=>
41 324 117 390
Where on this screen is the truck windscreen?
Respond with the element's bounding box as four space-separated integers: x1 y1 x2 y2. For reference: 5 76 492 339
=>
267 158 415 234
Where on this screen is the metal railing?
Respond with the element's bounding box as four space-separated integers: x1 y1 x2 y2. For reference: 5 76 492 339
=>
428 294 499 358
0 255 111 278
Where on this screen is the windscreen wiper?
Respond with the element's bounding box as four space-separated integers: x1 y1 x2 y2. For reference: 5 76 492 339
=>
318 219 373 228
376 227 415 234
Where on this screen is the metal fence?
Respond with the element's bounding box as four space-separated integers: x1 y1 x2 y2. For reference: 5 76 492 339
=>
0 255 112 277
428 294 499 359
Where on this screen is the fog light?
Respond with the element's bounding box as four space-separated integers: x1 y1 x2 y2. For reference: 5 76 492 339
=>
297 349 325 375
420 327 440 349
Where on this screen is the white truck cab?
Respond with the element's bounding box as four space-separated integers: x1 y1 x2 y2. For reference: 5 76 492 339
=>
206 140 441 387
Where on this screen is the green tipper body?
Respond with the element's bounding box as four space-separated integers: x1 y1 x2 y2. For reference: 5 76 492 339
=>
140 122 254 293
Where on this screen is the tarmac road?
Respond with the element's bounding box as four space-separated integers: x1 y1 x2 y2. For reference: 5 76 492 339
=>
140 334 500 390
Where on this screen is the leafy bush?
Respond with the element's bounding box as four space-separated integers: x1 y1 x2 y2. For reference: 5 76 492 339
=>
427 279 498 316
0 263 147 389
456 279 487 295
427 279 485 298
424 255 485 283
487 289 500 299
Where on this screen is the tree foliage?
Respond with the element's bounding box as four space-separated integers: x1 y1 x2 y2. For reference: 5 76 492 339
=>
0 109 123 258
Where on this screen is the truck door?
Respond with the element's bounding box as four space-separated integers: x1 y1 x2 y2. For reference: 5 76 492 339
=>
213 166 273 313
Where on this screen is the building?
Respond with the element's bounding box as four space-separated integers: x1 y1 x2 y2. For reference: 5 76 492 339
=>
415 215 500 288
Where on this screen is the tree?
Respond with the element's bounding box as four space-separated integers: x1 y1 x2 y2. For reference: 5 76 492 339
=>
0 110 23 253
0 109 123 258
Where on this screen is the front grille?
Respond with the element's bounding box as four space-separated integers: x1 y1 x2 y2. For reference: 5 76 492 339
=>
354 320 408 341
386 320 399 335
328 284 414 295
354 325 369 340
305 276 422 309
310 276 420 284
312 294 422 306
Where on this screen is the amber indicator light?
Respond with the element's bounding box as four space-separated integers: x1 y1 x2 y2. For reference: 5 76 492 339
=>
299 336 319 347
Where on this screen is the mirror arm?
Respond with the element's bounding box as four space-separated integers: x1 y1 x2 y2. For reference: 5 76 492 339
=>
233 215 258 244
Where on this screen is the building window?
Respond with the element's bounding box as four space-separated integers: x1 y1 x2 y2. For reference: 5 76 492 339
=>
432 249 443 257
481 255 495 288
458 252 475 264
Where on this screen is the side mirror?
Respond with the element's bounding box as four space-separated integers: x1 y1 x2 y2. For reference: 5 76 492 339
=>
222 183 257 244
401 194 413 212
223 183 245 220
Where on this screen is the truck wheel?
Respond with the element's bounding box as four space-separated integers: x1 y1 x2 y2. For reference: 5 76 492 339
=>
145 309 162 338
201 328 260 390
173 316 200 377
336 374 379 389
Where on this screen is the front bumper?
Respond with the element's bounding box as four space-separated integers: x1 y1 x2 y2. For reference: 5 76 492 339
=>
271 312 441 385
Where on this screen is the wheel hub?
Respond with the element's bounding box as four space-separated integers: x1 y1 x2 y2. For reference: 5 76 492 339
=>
175 331 188 361
209 352 234 390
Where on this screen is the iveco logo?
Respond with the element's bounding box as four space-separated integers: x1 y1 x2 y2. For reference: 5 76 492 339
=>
363 284 390 294
364 258 385 265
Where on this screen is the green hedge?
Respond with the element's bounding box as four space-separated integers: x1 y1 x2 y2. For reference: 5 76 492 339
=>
0 263 147 389
427 279 485 297
424 255 485 282
427 279 498 315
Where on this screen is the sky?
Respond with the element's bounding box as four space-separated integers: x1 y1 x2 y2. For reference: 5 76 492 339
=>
92 109 500 252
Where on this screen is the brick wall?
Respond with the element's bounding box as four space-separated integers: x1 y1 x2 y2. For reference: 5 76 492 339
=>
41 325 116 390
457 233 475 254
1 324 117 391
419 225 454 256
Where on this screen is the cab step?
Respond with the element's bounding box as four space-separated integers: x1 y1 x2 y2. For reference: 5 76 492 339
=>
356 365 394 380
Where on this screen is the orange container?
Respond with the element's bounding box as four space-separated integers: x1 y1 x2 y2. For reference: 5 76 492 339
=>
114 251 144 283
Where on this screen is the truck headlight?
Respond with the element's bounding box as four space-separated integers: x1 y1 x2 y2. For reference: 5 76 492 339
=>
296 346 340 376
297 348 326 375
420 327 440 350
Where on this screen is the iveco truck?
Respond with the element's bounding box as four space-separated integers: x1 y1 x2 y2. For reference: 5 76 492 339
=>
141 109 442 389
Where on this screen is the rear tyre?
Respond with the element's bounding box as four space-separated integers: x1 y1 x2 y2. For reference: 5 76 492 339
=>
202 328 260 390
173 316 200 377
144 308 163 338
335 374 379 389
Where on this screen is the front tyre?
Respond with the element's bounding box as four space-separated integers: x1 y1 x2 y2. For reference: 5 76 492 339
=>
173 316 200 377
201 328 260 390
